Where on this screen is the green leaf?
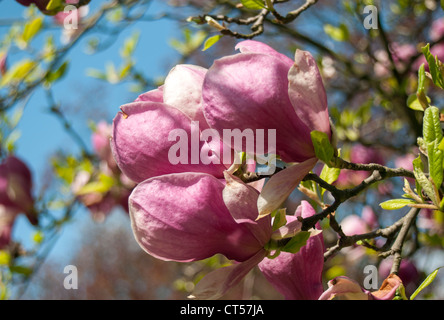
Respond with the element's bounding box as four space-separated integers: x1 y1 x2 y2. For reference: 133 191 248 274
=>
32 231 44 244
202 35 223 51
45 61 69 85
281 231 310 254
441 0 444 11
413 156 439 206
324 23 349 42
421 43 444 89
46 0 63 11
22 17 43 44
407 94 429 111
320 162 341 184
310 130 334 165
120 31 140 59
76 173 115 195
0 251 11 266
423 106 443 143
410 267 443 300
427 140 443 189
416 63 429 110
423 106 444 189
240 0 265 10
0 59 36 87
379 198 416 210
272 208 287 231
10 265 33 276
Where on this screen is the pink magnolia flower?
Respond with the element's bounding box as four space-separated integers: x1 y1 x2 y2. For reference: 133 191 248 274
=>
129 170 321 299
336 144 384 187
0 156 37 249
430 18 444 42
202 40 331 217
379 258 420 296
111 64 228 184
73 122 135 222
53 0 89 44
319 274 404 300
0 51 7 76
258 201 324 300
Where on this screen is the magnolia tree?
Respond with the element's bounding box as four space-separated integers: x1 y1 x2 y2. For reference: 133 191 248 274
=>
1 0 444 301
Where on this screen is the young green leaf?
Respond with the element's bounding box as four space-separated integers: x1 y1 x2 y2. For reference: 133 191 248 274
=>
202 35 223 51
46 0 63 11
310 130 334 165
408 93 430 112
272 208 287 231
423 106 444 189
45 61 69 85
413 155 439 206
319 163 340 196
22 17 44 44
324 23 349 42
379 199 416 210
422 44 444 89
241 0 266 10
423 106 443 143
410 267 443 300
281 231 310 254
0 59 36 87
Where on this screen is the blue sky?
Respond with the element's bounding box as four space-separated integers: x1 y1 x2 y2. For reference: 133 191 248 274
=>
0 0 184 291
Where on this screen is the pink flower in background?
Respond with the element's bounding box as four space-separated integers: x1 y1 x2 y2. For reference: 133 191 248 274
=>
258 201 324 300
0 51 7 76
73 122 135 222
53 0 89 44
319 274 404 300
339 206 379 263
111 64 227 184
202 40 331 217
0 156 37 249
379 258 420 296
336 144 384 187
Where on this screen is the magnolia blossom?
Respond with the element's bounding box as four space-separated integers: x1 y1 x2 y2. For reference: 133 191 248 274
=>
202 40 331 217
258 201 324 300
339 207 379 263
319 274 404 300
336 144 384 188
379 258 419 296
129 170 322 299
53 0 89 44
73 122 135 222
0 156 37 249
111 64 227 184
0 51 6 75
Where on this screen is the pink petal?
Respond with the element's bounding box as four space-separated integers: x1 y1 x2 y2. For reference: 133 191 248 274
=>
111 101 226 183
190 249 267 300
259 201 324 300
318 276 369 300
235 40 294 67
129 173 265 262
288 50 330 136
203 52 315 163
163 64 209 127
257 158 318 218
0 156 36 225
222 172 272 245
135 86 164 103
